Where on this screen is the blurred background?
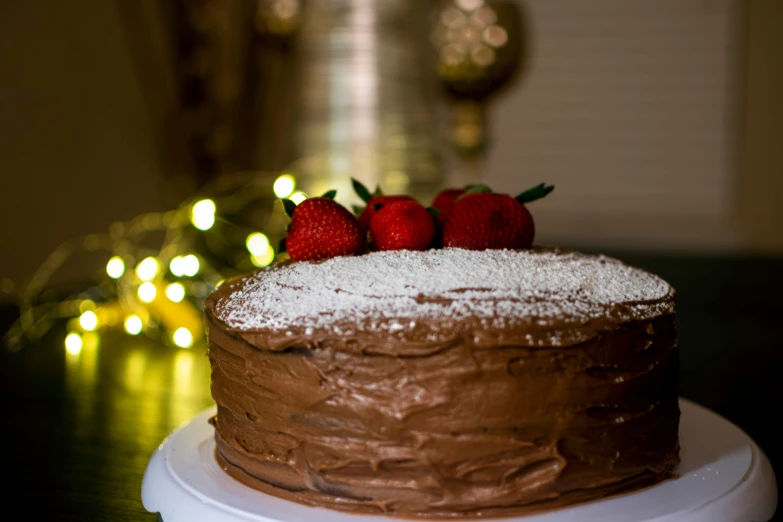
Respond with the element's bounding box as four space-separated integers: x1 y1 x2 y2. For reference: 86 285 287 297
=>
1 2 782 519
1 0 781 291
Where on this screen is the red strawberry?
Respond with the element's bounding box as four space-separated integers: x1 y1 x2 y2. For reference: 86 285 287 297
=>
442 193 535 250
432 188 465 216
369 200 435 251
285 198 366 261
431 188 465 247
358 195 414 232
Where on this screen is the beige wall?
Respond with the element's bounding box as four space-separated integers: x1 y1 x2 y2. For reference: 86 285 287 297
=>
740 0 783 253
485 0 782 254
0 2 164 287
486 0 746 252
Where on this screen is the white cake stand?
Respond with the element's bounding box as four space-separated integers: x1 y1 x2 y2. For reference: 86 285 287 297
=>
142 399 778 522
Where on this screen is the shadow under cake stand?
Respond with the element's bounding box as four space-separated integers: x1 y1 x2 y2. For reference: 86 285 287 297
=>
142 399 778 522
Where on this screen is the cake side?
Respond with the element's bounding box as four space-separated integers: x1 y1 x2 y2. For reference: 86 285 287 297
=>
205 249 679 517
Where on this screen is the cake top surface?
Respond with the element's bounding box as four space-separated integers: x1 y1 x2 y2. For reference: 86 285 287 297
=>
210 248 674 338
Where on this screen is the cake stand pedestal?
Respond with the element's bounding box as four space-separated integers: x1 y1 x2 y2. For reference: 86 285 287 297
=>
142 399 777 522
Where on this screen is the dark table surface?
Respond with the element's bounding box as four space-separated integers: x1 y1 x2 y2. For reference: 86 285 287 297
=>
1 253 781 521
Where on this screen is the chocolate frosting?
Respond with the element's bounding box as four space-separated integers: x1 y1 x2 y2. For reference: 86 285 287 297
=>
205 249 679 517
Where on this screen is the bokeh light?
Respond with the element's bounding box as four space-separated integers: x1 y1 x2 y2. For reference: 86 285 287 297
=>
273 174 296 198
65 332 83 355
191 199 217 231
136 257 159 282
173 327 194 348
251 247 276 268
246 232 270 255
165 282 186 303
106 256 125 279
181 255 200 277
290 191 307 205
483 25 508 47
442 7 466 29
169 256 185 277
272 0 299 19
457 0 484 11
124 315 143 335
471 45 495 67
137 282 157 303
79 310 98 331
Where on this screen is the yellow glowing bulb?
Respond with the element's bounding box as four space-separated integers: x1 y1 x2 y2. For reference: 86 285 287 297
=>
169 256 185 277
290 191 307 205
79 310 98 331
106 256 125 279
181 255 200 277
124 315 143 335
65 332 82 354
165 282 186 303
273 174 296 199
246 232 270 255
173 327 194 348
191 199 216 231
251 246 276 268
138 282 157 303
136 257 159 281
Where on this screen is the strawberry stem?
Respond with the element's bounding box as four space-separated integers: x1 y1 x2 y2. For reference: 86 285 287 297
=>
351 178 373 203
282 198 297 218
515 183 555 204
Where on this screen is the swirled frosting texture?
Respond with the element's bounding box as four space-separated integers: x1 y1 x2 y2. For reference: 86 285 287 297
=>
206 249 679 517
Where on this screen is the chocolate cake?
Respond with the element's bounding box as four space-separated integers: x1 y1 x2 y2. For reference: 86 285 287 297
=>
205 248 679 517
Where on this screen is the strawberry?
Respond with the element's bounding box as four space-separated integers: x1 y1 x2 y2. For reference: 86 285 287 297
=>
358 195 414 232
350 177 414 232
432 188 465 216
431 188 465 247
442 193 533 250
441 184 553 250
284 197 366 261
369 200 435 251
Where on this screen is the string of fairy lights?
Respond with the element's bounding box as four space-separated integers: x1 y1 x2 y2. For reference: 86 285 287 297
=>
3 172 308 354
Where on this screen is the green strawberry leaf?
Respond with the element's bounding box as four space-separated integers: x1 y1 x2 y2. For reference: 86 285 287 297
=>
463 184 493 195
372 185 384 197
278 237 287 253
321 189 337 199
427 207 442 219
515 183 555 204
351 178 373 203
352 204 365 216
455 184 493 202
282 198 297 218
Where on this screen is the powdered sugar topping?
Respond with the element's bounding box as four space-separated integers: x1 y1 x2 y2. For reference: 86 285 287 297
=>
213 249 673 332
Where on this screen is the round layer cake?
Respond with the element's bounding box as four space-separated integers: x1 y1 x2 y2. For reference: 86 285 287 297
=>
205 248 679 517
